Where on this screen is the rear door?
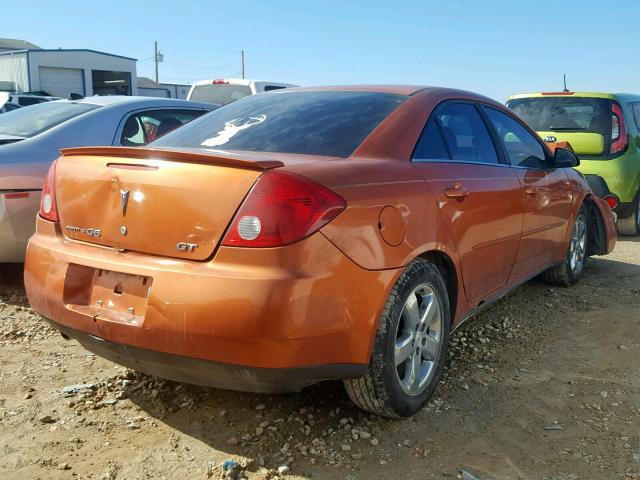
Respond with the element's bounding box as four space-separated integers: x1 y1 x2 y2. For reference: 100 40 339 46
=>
482 106 573 279
412 102 524 303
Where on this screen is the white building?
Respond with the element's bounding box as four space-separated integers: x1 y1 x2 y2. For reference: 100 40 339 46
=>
137 77 190 99
0 45 138 97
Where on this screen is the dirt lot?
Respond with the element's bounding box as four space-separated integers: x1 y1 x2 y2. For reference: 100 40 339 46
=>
2 239 640 480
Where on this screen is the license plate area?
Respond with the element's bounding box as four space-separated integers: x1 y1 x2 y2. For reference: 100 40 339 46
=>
64 265 152 326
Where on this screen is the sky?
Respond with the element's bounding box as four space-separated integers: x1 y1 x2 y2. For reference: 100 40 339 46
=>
7 0 640 101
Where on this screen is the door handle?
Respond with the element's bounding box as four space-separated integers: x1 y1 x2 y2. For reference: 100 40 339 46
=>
524 185 538 196
445 183 470 199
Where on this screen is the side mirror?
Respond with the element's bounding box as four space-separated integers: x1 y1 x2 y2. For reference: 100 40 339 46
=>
553 147 580 168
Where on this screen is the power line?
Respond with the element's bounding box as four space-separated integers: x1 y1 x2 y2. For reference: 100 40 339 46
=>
159 44 241 56
162 61 234 70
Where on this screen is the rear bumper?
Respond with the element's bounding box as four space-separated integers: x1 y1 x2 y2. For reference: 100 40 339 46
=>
49 320 365 393
25 218 399 383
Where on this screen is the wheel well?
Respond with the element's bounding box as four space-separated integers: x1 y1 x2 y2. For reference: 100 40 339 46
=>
583 195 607 256
418 251 458 320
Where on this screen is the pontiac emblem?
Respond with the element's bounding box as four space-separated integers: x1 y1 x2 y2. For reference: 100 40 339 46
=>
120 189 130 216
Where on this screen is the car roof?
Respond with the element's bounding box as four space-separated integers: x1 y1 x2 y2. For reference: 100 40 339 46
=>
268 85 502 104
279 85 427 96
49 96 215 109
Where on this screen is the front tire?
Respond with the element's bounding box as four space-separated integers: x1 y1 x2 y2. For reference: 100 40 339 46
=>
617 191 640 236
343 258 451 418
542 205 588 286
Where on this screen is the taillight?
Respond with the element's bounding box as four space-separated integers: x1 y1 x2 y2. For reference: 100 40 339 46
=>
222 171 346 247
39 160 59 222
610 102 628 155
603 194 619 210
212 79 229 85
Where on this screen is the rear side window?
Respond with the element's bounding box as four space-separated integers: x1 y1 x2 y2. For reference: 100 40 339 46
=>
412 121 449 160
632 103 640 130
121 109 205 146
264 85 287 92
189 84 252 105
484 107 547 169
153 91 406 158
413 103 498 164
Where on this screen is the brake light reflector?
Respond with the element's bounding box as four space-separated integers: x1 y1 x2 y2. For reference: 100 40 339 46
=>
222 171 346 247
610 102 628 155
604 195 619 210
39 160 59 222
212 79 229 85
2 192 30 199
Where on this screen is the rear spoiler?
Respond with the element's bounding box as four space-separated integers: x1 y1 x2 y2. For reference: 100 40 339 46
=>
59 146 284 171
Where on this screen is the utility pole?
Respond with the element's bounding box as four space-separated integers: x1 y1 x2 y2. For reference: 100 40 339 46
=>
241 50 245 79
154 41 159 83
563 73 568 92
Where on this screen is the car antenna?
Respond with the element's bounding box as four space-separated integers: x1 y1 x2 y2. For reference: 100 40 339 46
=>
563 73 569 92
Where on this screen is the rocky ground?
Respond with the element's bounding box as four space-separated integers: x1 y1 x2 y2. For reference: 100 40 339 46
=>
2 238 640 480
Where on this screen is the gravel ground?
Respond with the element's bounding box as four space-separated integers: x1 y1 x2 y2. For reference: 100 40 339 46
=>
2 238 640 480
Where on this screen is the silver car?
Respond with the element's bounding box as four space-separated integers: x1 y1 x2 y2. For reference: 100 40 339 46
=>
0 96 216 262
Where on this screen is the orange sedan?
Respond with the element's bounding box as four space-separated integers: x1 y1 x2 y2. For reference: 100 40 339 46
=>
24 86 616 418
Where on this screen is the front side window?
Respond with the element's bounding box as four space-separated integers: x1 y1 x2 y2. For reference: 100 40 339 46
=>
484 107 548 169
153 91 407 158
120 109 205 146
413 103 498 164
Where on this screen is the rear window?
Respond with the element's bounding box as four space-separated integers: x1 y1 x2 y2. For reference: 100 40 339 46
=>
507 96 611 135
0 101 99 137
189 84 252 105
153 91 406 158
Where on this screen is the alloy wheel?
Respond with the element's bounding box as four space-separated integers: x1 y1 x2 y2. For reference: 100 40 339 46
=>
569 213 587 274
394 283 443 396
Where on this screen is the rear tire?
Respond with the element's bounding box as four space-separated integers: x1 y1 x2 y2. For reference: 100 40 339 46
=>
542 205 588 286
343 258 451 418
617 192 640 236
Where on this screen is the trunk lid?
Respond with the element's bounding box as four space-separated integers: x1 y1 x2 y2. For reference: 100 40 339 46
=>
55 146 283 260
537 131 605 156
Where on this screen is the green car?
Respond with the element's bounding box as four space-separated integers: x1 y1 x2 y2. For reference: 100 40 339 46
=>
507 92 640 235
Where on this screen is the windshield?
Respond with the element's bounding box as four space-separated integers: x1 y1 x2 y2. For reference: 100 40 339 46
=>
507 97 611 134
154 91 406 158
189 84 252 105
0 101 100 138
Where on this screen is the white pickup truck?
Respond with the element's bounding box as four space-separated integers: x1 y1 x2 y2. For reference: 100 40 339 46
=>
187 78 297 106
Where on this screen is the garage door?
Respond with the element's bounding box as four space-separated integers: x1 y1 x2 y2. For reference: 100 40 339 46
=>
39 67 84 98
